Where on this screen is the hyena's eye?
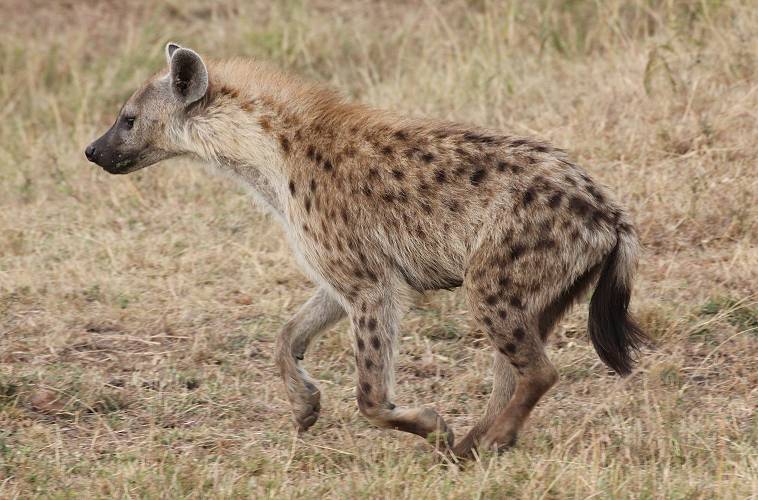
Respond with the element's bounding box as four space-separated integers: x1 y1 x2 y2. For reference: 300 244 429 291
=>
122 116 136 130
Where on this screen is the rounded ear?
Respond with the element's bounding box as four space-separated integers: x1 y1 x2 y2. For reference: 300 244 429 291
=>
168 47 208 104
165 42 181 65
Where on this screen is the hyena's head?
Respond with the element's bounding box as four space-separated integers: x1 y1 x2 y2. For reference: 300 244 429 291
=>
85 43 208 174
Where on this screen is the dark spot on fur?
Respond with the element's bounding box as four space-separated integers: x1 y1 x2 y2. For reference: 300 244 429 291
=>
470 168 487 186
304 197 311 213
498 309 508 320
587 184 605 204
513 328 525 341
548 191 563 208
394 130 408 141
368 168 379 179
510 244 525 261
362 185 373 197
447 200 460 212
288 180 296 196
420 201 433 215
534 238 555 251
509 296 523 308
421 152 435 163
464 131 499 144
482 316 493 327
367 318 377 331
523 188 535 206
498 276 511 289
392 169 404 180
485 294 499 306
434 169 447 183
381 145 394 156
504 342 517 353
569 195 592 216
366 269 378 282
365 359 374 370
279 135 290 153
258 116 271 131
323 159 333 172
360 382 372 395
306 145 316 160
357 337 365 351
216 86 238 99
381 192 395 203
370 335 381 349
510 138 528 147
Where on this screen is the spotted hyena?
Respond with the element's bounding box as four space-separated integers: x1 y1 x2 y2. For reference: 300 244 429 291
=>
85 43 646 457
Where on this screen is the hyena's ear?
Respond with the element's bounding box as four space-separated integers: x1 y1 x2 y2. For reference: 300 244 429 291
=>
166 43 208 104
165 42 182 64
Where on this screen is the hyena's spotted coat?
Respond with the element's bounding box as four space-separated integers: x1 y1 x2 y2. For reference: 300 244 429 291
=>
86 43 646 457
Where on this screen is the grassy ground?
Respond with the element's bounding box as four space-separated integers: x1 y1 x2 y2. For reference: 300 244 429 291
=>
1 0 757 498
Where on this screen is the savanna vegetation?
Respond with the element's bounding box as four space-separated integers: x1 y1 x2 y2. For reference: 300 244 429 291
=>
0 0 756 497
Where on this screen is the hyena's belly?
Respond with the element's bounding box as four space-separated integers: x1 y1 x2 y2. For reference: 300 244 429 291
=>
381 230 469 292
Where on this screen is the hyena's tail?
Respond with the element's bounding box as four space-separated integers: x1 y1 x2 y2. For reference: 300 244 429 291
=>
588 225 647 376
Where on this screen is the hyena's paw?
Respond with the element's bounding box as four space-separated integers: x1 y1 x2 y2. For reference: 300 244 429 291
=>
383 407 455 450
450 432 517 461
291 380 321 433
450 432 477 460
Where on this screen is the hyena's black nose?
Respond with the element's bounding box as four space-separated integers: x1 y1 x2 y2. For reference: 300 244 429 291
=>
85 144 97 162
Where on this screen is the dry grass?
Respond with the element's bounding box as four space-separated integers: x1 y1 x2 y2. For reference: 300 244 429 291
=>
1 0 757 497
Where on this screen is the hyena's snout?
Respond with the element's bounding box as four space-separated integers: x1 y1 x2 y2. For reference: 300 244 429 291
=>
84 131 139 175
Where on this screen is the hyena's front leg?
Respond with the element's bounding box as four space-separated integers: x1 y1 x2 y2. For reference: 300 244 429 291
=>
275 287 345 432
351 292 454 448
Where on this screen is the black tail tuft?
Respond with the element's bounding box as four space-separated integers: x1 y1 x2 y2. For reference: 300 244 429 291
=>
588 236 647 376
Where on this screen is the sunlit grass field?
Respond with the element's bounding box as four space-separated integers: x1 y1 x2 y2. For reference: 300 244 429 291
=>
1 0 756 497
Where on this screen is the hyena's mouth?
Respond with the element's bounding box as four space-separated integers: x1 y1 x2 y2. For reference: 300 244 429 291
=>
103 158 140 175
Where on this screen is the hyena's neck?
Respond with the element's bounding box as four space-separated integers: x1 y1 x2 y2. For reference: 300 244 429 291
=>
183 67 355 219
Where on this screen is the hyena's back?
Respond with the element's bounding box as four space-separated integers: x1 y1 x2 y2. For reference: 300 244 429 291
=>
286 112 631 297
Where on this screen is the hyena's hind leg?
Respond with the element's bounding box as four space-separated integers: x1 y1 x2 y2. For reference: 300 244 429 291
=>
453 218 608 456
452 275 595 457
451 352 517 457
350 288 454 448
453 269 590 457
276 287 345 432
456 265 562 455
